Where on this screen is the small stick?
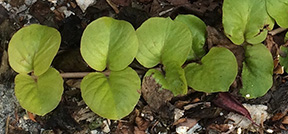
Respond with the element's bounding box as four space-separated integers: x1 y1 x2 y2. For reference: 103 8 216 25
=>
159 8 174 16
106 0 119 14
5 116 9 134
60 72 90 78
269 27 287 36
60 69 146 79
30 69 146 79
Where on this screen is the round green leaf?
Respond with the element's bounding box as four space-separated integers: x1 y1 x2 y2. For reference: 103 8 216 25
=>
15 67 64 116
185 47 238 93
174 14 207 60
279 46 288 73
223 0 274 45
145 62 187 96
266 0 288 28
81 67 141 120
241 43 273 98
136 17 192 68
8 24 61 76
81 17 138 71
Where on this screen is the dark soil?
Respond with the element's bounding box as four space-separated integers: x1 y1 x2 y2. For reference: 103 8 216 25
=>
1 0 288 133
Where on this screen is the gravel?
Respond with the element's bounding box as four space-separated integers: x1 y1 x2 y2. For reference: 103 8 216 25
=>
0 84 42 133
0 84 17 133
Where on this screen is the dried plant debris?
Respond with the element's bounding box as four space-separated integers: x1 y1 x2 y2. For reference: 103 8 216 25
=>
141 75 174 111
226 104 269 132
213 92 253 123
141 75 175 124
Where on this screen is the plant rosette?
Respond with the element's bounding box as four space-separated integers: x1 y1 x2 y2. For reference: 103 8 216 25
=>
80 17 141 120
8 24 63 115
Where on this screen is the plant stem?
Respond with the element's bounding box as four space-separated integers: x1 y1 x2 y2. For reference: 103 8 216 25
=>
59 69 146 79
60 72 90 78
269 27 287 36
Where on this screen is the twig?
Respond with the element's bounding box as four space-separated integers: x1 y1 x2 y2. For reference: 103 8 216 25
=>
159 8 174 16
60 69 146 79
60 72 90 78
5 116 9 134
269 27 287 36
30 69 146 79
106 0 119 14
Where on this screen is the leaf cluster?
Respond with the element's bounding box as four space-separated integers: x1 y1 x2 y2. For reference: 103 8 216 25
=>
8 0 288 120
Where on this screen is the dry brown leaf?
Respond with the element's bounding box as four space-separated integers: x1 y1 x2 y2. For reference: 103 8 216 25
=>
173 118 187 126
175 118 197 129
135 117 150 131
141 75 173 111
271 112 287 121
134 126 146 134
208 124 230 132
27 111 37 122
282 116 288 124
174 100 191 109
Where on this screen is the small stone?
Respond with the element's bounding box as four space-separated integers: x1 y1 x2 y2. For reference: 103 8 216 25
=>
176 126 188 134
48 0 57 4
75 0 96 12
266 129 273 133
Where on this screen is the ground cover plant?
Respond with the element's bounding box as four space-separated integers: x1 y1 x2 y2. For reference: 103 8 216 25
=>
3 0 288 133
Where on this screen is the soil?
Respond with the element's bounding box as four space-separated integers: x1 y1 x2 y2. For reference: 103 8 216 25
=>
1 0 288 134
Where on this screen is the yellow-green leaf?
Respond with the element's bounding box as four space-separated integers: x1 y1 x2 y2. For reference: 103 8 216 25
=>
81 67 140 120
15 67 63 115
8 24 61 76
81 17 138 71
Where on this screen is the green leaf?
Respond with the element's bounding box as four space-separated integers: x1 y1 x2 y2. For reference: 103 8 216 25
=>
241 44 273 98
8 24 61 76
185 47 238 93
81 67 141 120
145 62 187 95
136 17 192 68
81 17 138 71
174 14 206 60
15 67 64 116
223 0 274 45
266 0 288 28
280 46 288 73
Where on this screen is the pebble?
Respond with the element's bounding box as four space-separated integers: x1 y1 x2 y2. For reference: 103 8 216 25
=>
0 84 17 134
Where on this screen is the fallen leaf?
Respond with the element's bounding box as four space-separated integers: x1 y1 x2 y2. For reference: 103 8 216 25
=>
135 116 150 131
174 100 191 109
141 75 174 111
274 58 284 75
27 111 37 122
213 92 253 123
173 118 187 126
208 124 231 133
266 35 279 59
115 121 133 134
280 124 287 130
282 116 288 124
272 112 287 121
177 118 198 128
134 126 146 134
